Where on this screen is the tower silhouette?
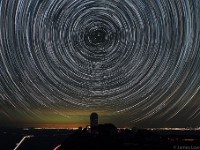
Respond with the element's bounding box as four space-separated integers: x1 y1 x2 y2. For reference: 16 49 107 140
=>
90 112 98 128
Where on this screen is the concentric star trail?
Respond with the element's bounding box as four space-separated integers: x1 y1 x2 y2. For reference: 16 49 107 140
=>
0 0 200 127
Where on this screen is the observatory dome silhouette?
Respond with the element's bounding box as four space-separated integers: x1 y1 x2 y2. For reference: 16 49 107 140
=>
90 112 98 128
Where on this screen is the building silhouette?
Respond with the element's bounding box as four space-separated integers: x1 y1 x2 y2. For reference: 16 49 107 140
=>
57 112 173 150
90 112 98 127
90 112 98 134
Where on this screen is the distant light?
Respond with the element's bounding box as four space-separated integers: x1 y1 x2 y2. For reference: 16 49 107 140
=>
23 128 29 130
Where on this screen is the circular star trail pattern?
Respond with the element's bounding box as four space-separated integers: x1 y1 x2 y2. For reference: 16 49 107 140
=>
0 0 200 125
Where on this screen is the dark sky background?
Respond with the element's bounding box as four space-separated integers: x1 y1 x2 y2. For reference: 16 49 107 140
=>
0 0 200 128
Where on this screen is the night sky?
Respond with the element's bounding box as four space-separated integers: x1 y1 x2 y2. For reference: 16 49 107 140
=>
0 0 200 128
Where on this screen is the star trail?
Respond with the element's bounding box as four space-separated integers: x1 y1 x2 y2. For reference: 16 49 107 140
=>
0 0 200 128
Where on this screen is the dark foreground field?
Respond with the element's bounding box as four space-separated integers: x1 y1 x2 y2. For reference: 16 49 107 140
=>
1 127 200 150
